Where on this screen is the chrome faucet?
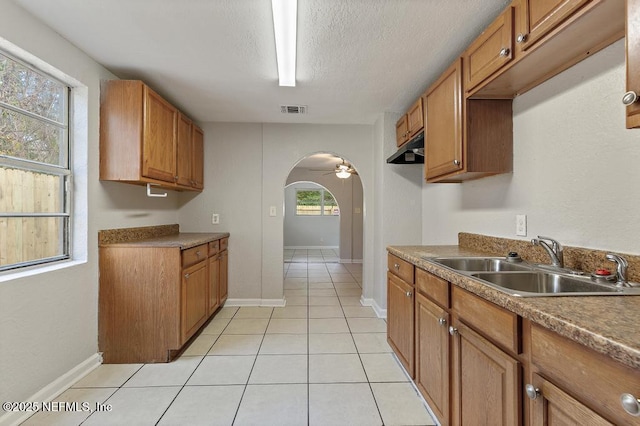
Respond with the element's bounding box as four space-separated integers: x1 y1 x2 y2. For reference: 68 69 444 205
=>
606 253 629 287
531 236 564 268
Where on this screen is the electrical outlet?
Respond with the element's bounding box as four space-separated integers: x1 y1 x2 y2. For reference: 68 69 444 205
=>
269 206 277 217
516 214 527 236
212 213 220 225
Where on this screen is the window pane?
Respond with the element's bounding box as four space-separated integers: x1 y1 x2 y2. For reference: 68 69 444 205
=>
0 166 65 213
323 191 339 215
0 216 67 268
296 190 322 216
0 106 67 166
0 52 66 124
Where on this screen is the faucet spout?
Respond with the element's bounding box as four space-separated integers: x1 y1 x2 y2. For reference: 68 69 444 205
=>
606 253 629 287
531 236 564 268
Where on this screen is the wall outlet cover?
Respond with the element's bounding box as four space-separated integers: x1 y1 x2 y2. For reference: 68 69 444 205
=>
212 213 220 224
516 214 527 236
269 206 277 217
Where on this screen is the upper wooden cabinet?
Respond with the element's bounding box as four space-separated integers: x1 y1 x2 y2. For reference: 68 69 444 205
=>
396 97 424 147
100 80 204 192
463 7 514 92
468 0 624 98
626 0 640 128
425 59 513 182
191 125 205 189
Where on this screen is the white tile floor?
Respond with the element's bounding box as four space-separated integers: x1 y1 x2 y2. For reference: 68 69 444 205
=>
22 256 435 426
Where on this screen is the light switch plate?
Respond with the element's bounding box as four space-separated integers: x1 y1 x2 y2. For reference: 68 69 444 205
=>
516 214 527 236
212 213 220 224
269 206 277 217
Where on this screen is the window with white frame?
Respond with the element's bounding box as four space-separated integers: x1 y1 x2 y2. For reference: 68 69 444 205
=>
0 50 71 271
295 188 339 216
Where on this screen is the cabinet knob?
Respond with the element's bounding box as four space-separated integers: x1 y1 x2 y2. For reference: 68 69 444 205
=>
516 33 527 43
406 291 412 297
621 393 640 417
499 47 510 57
394 263 400 270
448 326 458 336
196 251 201 257
525 384 541 400
453 159 461 166
438 317 447 326
622 91 639 106
184 273 190 279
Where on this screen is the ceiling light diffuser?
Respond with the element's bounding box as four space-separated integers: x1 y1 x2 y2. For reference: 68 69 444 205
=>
271 0 297 87
336 169 351 179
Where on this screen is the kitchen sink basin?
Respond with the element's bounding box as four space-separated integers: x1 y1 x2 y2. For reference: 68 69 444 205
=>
470 271 638 297
430 257 532 272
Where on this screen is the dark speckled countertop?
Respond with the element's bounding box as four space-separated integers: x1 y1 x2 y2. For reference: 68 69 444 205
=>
100 233 229 249
388 245 640 370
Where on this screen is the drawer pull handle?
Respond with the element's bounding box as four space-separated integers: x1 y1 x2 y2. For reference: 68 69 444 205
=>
185 273 190 279
405 291 412 297
621 393 640 416
525 384 540 400
448 326 458 336
623 91 639 106
394 263 400 270
196 251 201 257
499 47 510 57
438 318 447 326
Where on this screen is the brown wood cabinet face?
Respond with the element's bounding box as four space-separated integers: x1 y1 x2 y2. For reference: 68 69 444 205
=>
142 86 177 183
518 0 591 52
176 113 193 187
388 253 415 284
529 373 613 426
387 272 415 378
464 7 514 92
181 260 209 343
219 249 228 305
208 255 220 316
191 125 205 189
396 114 409 147
407 98 424 138
425 59 463 181
452 319 521 426
627 0 640 128
415 293 450 425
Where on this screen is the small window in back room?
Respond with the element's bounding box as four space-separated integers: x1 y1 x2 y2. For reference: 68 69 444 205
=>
296 188 339 216
0 50 71 271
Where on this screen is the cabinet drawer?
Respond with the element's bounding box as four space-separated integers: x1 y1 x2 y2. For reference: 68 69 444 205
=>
415 268 449 308
182 244 207 268
220 237 229 251
208 240 220 256
388 254 414 284
452 286 519 354
531 324 640 425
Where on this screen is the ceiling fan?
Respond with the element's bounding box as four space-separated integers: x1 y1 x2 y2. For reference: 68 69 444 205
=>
332 159 357 179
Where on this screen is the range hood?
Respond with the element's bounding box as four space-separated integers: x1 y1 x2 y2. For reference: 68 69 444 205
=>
386 131 424 164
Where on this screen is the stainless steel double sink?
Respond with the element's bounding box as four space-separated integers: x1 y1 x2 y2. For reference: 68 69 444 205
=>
424 256 640 297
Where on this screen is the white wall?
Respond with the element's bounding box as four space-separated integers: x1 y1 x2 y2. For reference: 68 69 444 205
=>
284 182 340 248
179 123 374 304
421 40 639 255
286 168 364 261
0 0 182 407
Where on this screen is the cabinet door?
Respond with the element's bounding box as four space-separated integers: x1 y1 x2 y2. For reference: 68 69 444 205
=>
518 0 590 51
451 320 520 426
208 254 220 316
464 7 514 92
407 98 424 138
425 58 463 181
181 260 208 343
627 0 640 128
191 125 204 189
142 86 177 183
219 249 228 305
396 114 409 147
176 113 193 187
528 373 613 426
387 272 415 378
415 293 450 425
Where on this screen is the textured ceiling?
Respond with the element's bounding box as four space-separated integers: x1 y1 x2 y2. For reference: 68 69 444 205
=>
14 0 510 124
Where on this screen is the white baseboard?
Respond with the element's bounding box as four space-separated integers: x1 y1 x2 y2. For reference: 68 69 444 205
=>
284 246 339 250
0 353 102 426
224 298 286 307
360 296 387 319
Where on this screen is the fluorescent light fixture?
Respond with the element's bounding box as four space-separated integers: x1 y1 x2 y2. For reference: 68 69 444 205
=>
272 0 297 87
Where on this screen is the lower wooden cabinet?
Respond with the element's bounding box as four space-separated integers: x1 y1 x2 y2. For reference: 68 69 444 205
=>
208 254 220 316
181 258 209 343
415 292 450 424
450 319 520 426
219 246 228 305
528 373 613 425
387 271 415 378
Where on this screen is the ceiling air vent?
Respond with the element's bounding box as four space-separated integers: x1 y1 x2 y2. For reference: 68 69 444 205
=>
281 105 307 114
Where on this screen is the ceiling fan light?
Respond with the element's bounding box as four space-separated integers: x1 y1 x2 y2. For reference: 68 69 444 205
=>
336 169 351 179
